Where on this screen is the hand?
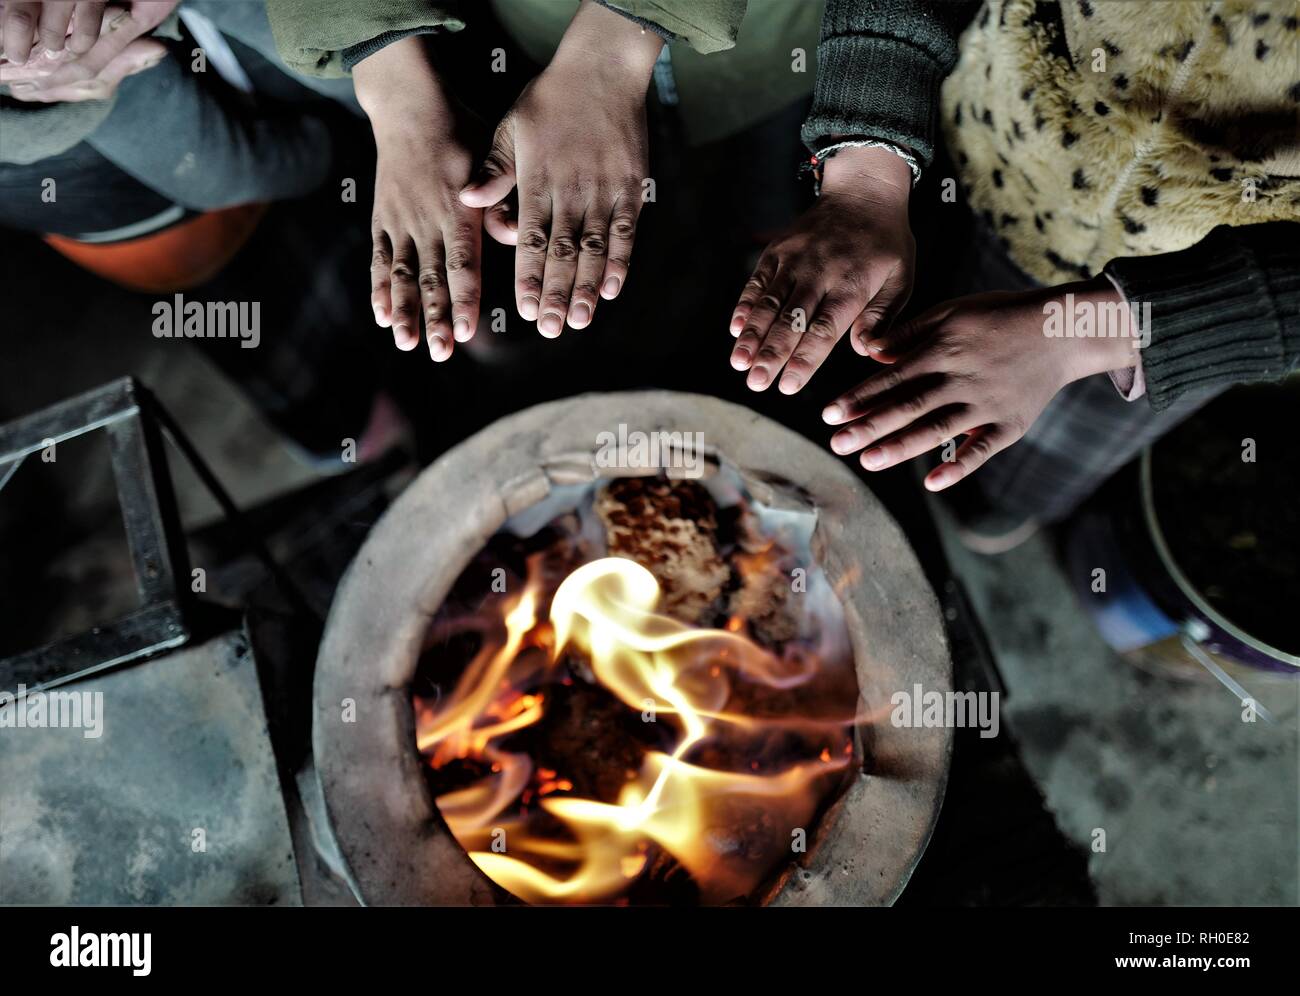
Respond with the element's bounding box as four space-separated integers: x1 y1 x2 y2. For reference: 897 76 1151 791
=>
2 0 93 67
3 35 164 103
1 2 176 89
458 0 661 337
822 278 1140 490
355 37 483 361
729 144 915 394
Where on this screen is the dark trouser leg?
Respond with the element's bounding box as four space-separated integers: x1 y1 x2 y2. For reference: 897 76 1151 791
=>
86 53 334 211
974 374 1222 524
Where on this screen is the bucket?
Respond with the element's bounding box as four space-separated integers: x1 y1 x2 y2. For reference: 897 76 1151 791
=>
1066 384 1299 710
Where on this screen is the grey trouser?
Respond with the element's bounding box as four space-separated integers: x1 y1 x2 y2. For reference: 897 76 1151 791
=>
86 0 360 213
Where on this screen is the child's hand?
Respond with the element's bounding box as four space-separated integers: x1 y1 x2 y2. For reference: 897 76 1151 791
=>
822 279 1140 490
729 144 914 394
1 2 176 85
1 2 173 102
3 35 163 102
458 1 662 337
355 37 484 361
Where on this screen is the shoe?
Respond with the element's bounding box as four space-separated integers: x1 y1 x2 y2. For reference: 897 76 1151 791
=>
281 391 411 475
927 475 1041 555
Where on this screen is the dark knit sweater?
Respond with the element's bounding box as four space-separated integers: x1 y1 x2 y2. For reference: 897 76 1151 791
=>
1105 224 1300 412
802 0 1299 412
800 0 974 165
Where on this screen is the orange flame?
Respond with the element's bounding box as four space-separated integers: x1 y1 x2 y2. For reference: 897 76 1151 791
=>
416 557 853 904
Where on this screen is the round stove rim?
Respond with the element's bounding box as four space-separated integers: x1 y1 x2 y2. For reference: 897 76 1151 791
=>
312 390 954 907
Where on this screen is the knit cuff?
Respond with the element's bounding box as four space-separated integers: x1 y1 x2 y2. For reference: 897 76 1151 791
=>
1103 228 1289 413
342 27 440 72
800 34 946 166
598 0 741 55
595 1 678 43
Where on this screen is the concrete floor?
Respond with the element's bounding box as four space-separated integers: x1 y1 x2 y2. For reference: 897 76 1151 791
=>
933 518 1299 906
0 245 321 532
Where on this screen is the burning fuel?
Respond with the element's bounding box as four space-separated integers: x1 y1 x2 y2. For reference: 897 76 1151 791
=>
415 548 858 904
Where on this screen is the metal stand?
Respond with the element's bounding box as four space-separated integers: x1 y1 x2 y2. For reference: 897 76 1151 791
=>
0 377 191 693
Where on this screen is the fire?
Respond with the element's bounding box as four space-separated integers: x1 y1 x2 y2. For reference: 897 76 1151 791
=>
415 556 854 904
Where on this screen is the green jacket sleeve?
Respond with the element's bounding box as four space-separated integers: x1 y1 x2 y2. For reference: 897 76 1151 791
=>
801 0 975 165
266 0 466 77
599 0 747 54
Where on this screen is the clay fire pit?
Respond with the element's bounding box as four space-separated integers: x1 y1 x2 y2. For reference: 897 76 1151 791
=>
312 392 952 905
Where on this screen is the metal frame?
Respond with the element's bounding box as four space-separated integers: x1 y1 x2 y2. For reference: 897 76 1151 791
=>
0 377 191 693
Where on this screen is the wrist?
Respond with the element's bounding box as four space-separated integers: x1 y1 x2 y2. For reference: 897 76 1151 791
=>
354 36 454 131
821 144 913 206
549 1 663 97
1059 277 1143 382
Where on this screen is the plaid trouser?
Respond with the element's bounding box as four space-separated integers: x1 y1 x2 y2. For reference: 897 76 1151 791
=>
946 219 1221 524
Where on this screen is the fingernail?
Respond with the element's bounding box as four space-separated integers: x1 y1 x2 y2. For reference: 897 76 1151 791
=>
538 313 562 338
452 317 471 341
830 431 855 455
866 342 885 355
862 449 887 469
729 314 745 335
747 368 770 390
520 296 539 320
569 302 591 327
429 335 449 360
926 467 956 491
373 303 387 326
601 276 620 299
822 403 843 423
778 373 801 395
730 349 751 371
